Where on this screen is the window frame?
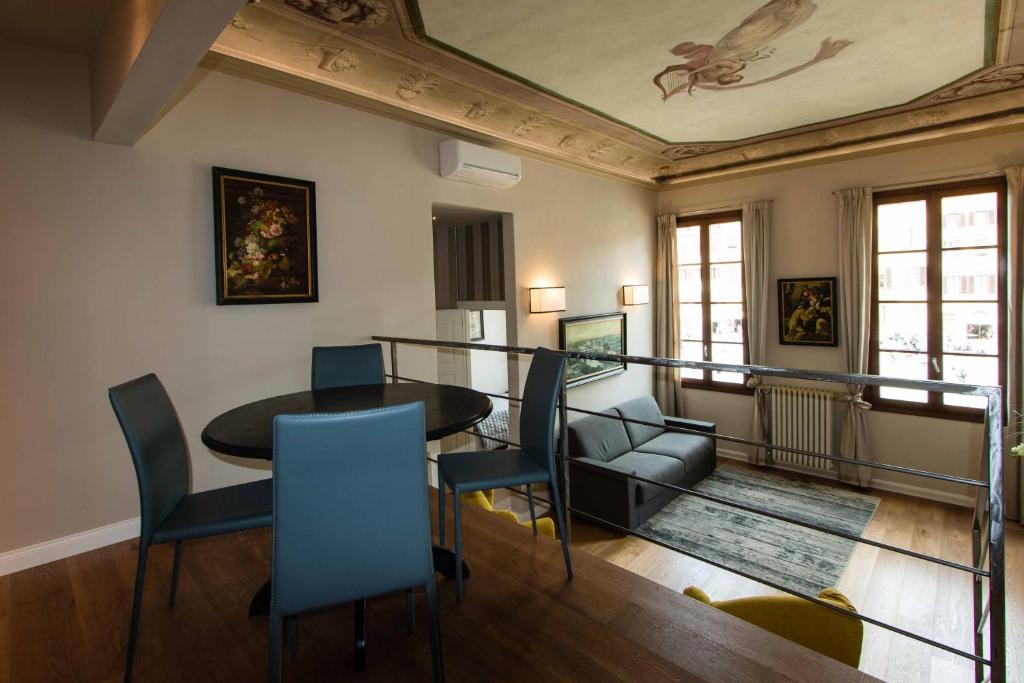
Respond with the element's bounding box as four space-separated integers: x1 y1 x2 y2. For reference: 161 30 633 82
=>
675 211 753 395
868 179 1008 423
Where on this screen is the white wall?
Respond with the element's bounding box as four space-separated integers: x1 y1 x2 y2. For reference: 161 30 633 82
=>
658 132 1024 504
469 309 508 398
0 38 655 555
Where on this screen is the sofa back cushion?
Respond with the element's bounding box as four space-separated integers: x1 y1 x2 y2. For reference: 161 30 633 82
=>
567 411 632 463
615 396 666 448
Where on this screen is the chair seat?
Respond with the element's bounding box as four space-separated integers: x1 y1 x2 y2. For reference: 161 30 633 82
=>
438 449 548 492
151 478 273 544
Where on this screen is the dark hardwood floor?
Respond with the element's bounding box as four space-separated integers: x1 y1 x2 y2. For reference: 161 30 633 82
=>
0 491 874 683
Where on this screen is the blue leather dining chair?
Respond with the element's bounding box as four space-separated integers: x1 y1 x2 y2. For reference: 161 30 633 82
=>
270 403 443 682
109 374 273 683
311 343 386 389
437 347 572 601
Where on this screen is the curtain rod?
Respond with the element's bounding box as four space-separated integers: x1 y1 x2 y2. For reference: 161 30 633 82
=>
836 169 1006 195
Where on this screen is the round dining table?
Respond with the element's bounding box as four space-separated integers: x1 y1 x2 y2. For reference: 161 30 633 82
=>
201 381 492 668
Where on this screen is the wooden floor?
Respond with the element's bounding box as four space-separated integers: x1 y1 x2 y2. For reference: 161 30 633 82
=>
0 489 874 683
562 460 1023 683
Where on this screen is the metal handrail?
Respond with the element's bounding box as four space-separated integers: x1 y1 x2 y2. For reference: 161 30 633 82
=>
375 334 1005 682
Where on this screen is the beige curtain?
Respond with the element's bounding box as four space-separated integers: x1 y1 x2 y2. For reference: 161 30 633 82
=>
654 214 684 416
742 200 772 465
836 188 874 487
1005 166 1023 521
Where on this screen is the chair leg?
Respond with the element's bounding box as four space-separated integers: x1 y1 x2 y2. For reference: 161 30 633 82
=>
453 493 464 603
124 540 149 683
548 479 573 580
168 541 182 607
269 613 284 683
287 618 299 661
354 599 367 672
406 589 415 633
526 484 538 535
437 477 446 547
425 579 445 682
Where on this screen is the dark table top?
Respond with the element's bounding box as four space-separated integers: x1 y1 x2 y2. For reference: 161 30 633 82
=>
201 382 493 459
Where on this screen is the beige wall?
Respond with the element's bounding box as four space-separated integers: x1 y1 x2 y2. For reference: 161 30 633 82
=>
658 132 1024 504
0 39 654 554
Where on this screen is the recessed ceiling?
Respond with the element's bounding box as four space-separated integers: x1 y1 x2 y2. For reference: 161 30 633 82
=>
414 0 988 143
208 0 1024 186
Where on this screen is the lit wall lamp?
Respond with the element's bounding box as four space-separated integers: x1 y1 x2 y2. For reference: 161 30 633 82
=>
529 286 566 313
622 285 650 306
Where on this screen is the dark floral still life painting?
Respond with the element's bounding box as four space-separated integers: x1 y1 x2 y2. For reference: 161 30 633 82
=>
213 167 318 305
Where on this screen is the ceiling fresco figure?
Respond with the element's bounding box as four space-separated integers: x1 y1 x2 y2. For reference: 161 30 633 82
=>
653 0 852 100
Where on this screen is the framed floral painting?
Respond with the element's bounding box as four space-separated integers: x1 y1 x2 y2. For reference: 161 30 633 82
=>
213 167 318 305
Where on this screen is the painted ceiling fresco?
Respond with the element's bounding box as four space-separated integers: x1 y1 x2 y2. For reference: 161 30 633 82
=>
210 0 1024 186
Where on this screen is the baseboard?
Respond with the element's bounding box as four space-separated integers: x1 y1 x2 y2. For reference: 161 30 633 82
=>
0 517 140 577
716 449 973 508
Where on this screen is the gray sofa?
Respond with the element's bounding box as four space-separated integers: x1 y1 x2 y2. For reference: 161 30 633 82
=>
567 396 716 530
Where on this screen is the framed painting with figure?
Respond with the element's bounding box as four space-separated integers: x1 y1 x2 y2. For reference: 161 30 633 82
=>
213 167 318 305
778 277 838 346
468 310 485 341
558 313 627 387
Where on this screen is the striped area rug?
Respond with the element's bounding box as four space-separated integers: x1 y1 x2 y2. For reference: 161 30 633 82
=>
637 467 879 597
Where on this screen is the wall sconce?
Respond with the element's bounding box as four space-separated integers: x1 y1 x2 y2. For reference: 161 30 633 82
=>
622 285 650 306
529 287 566 313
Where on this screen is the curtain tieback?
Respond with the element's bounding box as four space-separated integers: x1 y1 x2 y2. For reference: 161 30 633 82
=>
746 376 770 393
842 391 872 410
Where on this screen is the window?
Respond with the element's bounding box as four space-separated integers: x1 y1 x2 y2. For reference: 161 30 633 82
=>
870 180 1006 419
676 213 749 390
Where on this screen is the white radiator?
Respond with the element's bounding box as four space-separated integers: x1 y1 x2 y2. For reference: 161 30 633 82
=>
768 385 834 472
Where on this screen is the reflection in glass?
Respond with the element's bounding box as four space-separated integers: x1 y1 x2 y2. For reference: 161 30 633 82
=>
709 221 742 263
941 248 998 301
711 342 744 384
680 304 703 340
711 304 744 342
878 351 928 403
877 200 926 253
680 340 704 380
878 252 927 301
676 226 701 264
942 303 998 355
941 193 998 248
943 355 997 408
878 303 927 352
679 265 702 302
710 263 743 302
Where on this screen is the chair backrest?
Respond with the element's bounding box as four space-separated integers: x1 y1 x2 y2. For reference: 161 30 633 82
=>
108 374 190 541
271 402 433 617
519 347 566 470
310 344 386 390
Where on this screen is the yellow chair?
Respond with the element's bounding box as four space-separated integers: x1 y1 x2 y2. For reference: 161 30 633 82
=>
461 490 556 538
683 586 863 668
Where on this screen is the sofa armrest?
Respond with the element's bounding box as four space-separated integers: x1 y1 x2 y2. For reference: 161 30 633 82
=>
664 416 716 434
568 458 638 530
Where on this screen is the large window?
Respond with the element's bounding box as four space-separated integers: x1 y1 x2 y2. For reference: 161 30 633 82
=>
871 181 1006 419
677 213 748 389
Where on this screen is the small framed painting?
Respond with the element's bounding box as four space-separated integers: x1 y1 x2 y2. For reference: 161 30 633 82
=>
213 167 318 305
468 310 485 341
778 277 838 346
558 313 627 387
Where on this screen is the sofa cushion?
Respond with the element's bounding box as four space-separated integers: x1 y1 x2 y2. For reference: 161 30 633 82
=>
614 396 666 448
568 411 632 463
610 451 685 504
635 432 715 478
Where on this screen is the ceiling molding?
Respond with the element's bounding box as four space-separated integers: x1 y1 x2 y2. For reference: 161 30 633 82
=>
209 1 1024 187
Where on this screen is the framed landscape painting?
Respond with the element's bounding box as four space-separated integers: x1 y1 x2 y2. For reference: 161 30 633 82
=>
213 167 318 305
558 313 627 387
778 277 838 346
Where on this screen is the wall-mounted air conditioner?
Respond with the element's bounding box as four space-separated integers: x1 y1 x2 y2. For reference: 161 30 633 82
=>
439 139 521 189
